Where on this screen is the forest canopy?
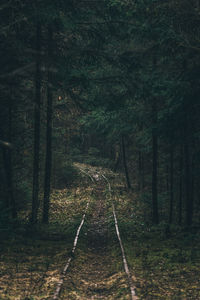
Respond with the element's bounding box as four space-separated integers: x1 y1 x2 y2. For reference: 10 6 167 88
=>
0 0 200 229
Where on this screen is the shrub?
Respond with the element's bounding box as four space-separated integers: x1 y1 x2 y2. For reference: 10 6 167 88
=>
15 180 32 209
88 147 100 157
53 159 79 188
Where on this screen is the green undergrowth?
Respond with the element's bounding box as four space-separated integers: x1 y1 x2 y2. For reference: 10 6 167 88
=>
0 181 94 300
110 188 200 300
1 164 200 299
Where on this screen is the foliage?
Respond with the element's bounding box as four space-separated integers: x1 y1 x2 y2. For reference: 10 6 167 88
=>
53 158 79 188
109 175 200 299
14 180 32 210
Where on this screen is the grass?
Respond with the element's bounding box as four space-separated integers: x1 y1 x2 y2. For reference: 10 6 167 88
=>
110 187 200 300
0 164 200 299
0 183 93 300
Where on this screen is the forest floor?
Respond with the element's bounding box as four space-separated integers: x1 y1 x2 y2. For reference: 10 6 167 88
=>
0 163 200 299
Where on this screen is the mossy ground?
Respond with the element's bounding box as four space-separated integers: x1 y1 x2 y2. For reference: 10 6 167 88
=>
0 164 200 299
111 188 200 300
0 185 92 300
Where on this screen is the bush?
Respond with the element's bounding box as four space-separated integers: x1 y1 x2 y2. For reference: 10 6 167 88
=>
84 147 114 168
85 156 114 168
88 147 100 157
53 158 79 188
15 180 32 209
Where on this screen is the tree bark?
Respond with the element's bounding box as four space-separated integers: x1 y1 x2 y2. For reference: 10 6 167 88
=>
2 148 16 219
138 150 142 191
2 91 17 219
141 154 145 190
121 135 131 189
184 119 192 227
190 141 195 226
169 143 174 224
152 100 159 224
31 20 42 224
43 24 53 224
178 145 183 225
113 143 121 172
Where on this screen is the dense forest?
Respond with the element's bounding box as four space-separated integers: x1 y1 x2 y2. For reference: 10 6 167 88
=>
0 1 200 299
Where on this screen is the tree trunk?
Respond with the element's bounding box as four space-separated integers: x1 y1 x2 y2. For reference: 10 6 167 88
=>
121 135 131 189
141 154 145 190
169 143 174 224
152 100 159 224
184 120 192 227
190 142 195 226
2 148 16 219
43 24 53 224
178 145 183 225
166 163 169 193
138 150 142 191
31 21 42 224
113 143 121 172
2 92 17 219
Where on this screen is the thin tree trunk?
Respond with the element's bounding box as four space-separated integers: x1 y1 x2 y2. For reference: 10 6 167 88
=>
141 154 145 190
166 163 169 193
9 96 17 218
2 93 17 219
169 143 174 224
178 145 183 225
152 100 159 224
114 143 121 172
121 135 131 189
184 120 192 227
43 24 53 224
138 150 142 191
31 21 42 224
190 142 195 225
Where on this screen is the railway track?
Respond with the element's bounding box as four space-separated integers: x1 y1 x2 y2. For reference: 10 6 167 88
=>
52 168 138 299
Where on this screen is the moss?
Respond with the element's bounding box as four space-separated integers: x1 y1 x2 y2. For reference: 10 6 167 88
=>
1 164 200 299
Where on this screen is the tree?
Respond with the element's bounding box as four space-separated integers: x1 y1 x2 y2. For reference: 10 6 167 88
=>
43 24 53 224
31 19 42 224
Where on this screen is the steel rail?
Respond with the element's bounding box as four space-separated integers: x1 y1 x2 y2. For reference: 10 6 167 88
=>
52 168 94 299
52 202 89 300
101 174 138 300
52 168 138 299
52 168 97 300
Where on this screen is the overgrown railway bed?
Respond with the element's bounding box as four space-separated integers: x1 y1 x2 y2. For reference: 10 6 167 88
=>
52 169 138 299
0 165 138 300
1 164 200 299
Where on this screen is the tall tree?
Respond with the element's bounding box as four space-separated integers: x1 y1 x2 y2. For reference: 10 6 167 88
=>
121 135 131 189
43 24 53 224
169 142 174 224
31 19 42 224
152 99 159 224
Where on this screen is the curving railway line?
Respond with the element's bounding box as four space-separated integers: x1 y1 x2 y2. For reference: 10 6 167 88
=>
52 169 138 300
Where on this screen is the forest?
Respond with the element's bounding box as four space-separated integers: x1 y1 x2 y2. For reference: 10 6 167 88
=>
0 0 200 299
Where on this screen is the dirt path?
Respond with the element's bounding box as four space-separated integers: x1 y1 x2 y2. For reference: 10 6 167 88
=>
58 183 131 299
